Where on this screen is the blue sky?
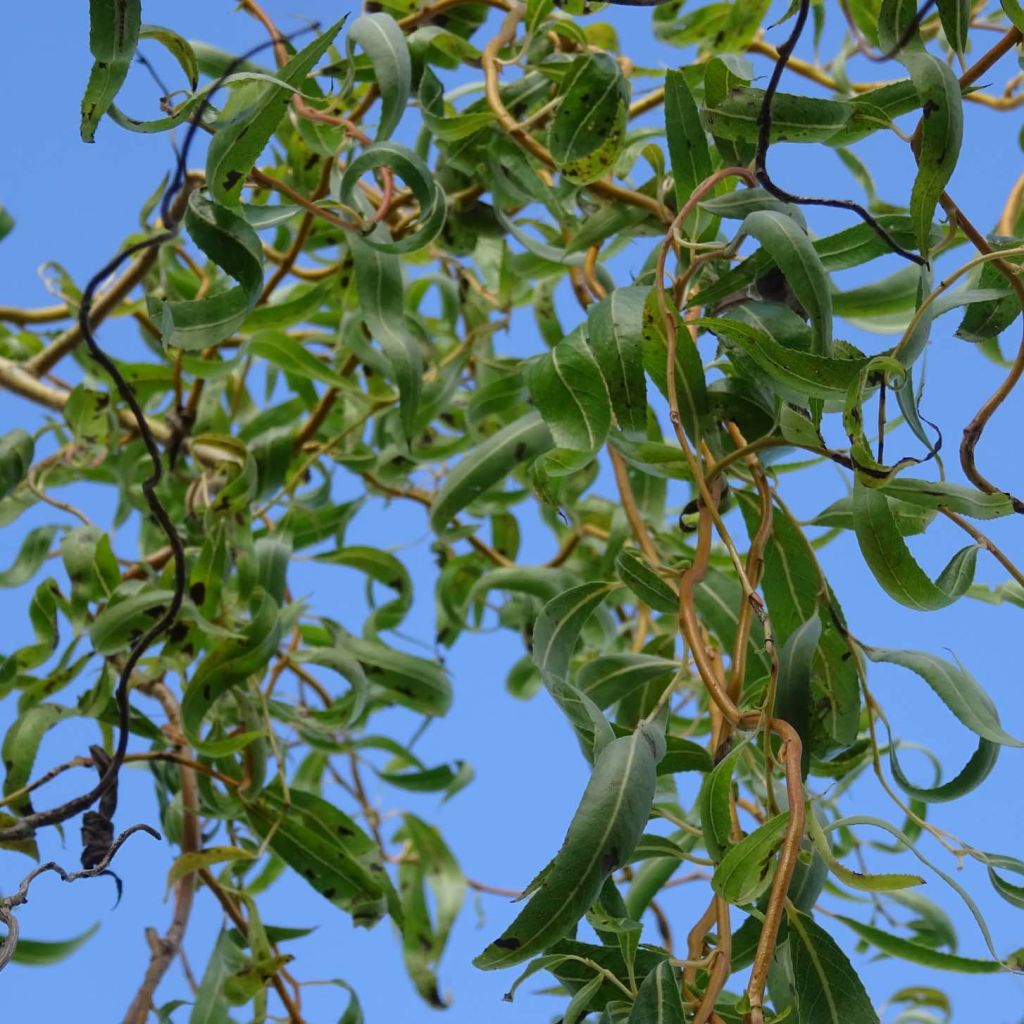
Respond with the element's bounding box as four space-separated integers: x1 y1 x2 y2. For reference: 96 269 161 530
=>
1 2 1023 1022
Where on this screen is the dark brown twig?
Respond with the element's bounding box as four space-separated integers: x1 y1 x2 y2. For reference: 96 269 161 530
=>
0 824 160 971
0 32 315 846
755 0 927 265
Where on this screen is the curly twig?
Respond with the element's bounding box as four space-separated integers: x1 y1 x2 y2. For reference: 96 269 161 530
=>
0 29 316 846
755 0 927 266
0 824 160 971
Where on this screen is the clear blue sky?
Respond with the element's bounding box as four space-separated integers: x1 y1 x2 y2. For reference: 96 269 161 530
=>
1 2 1023 1022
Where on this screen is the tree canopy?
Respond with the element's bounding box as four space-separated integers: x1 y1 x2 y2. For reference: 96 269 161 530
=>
1 1 1024 1022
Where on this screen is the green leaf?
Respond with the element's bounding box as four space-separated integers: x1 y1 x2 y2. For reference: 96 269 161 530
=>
295 638 369 726
2 704 75 815
158 193 264 350
740 210 833 354
340 143 446 254
249 328 351 386
245 782 400 928
61 526 120 605
0 203 13 242
345 13 411 141
615 549 677 614
533 581 619 686
711 811 791 905
430 413 553 530
527 332 611 453
879 478 1014 519
377 759 472 797
345 634 452 716
956 258 1022 343
315 546 412 633
3 923 100 966
736 494 860 753
397 814 466 1007
774 614 822 778
642 289 710 444
936 0 970 52
786 909 881 1023
80 0 141 142
698 317 869 400
699 737 752 863
702 87 853 144
190 929 249 1024
88 588 174 654
166 846 256 893
140 24 198 90
0 429 33 500
577 654 679 710
586 287 650 438
206 18 346 205
664 70 712 218
982 852 1024 910
864 646 1022 748
548 53 629 184
627 960 685 1024
474 723 663 969
181 591 281 755
0 525 59 588
1003 0 1024 31
852 480 979 611
834 915 1004 973
351 234 422 439
714 0 772 52
881 30 963 257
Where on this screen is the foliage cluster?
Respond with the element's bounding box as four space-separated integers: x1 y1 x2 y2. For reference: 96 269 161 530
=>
1 0 1024 1021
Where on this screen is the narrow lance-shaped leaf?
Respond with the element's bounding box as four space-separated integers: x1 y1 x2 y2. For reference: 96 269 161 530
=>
937 0 970 53
0 429 33 500
548 52 629 184
245 782 401 928
158 193 264 351
3 923 100 967
740 210 833 355
397 814 467 1007
852 480 979 611
878 7 963 257
711 811 791 905
699 737 752 863
181 591 281 755
474 723 664 969
345 13 411 141
0 526 59 589
527 332 611 453
190 929 250 1024
862 645 1013 803
664 70 712 219
340 143 446 255
351 234 422 439
702 87 853 144
430 413 553 530
627 960 686 1024
586 287 650 438
786 908 881 1024
774 615 822 779
615 549 677 614
80 0 141 142
2 704 75 814
698 317 869 400
206 18 346 205
834 915 1004 973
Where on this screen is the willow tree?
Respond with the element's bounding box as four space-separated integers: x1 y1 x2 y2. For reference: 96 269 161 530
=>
1 0 1023 1021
